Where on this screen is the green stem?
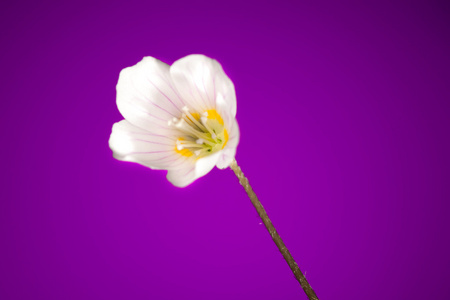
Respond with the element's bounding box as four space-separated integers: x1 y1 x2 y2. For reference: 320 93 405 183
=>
229 159 319 300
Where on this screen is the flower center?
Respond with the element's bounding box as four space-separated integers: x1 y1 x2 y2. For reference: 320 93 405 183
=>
169 106 228 158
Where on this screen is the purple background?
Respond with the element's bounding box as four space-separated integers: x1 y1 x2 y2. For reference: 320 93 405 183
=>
1 1 449 299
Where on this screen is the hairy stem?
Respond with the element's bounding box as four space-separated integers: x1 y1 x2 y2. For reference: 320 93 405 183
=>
229 159 319 300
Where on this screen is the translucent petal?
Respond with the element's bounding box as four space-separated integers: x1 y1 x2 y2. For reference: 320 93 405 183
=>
166 151 221 188
116 57 185 132
216 119 240 169
166 160 196 188
170 55 236 127
195 151 222 177
109 120 184 170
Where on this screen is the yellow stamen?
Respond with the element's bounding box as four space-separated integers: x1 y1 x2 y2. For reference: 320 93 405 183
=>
222 129 229 149
171 108 228 159
175 138 194 157
206 109 224 125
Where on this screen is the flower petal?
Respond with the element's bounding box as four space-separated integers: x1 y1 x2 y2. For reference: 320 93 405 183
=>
109 120 185 170
195 151 222 178
166 151 221 188
117 57 185 132
170 54 237 126
216 119 240 169
166 160 196 188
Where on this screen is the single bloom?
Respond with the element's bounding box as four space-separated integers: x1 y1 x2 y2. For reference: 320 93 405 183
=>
109 55 239 187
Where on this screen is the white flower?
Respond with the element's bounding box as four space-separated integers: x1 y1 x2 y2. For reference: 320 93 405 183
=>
109 55 239 187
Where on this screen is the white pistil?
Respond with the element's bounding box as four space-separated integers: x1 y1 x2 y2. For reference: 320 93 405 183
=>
170 107 226 158
183 106 207 131
194 149 210 156
175 119 215 144
201 117 216 138
177 139 204 148
200 112 209 127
